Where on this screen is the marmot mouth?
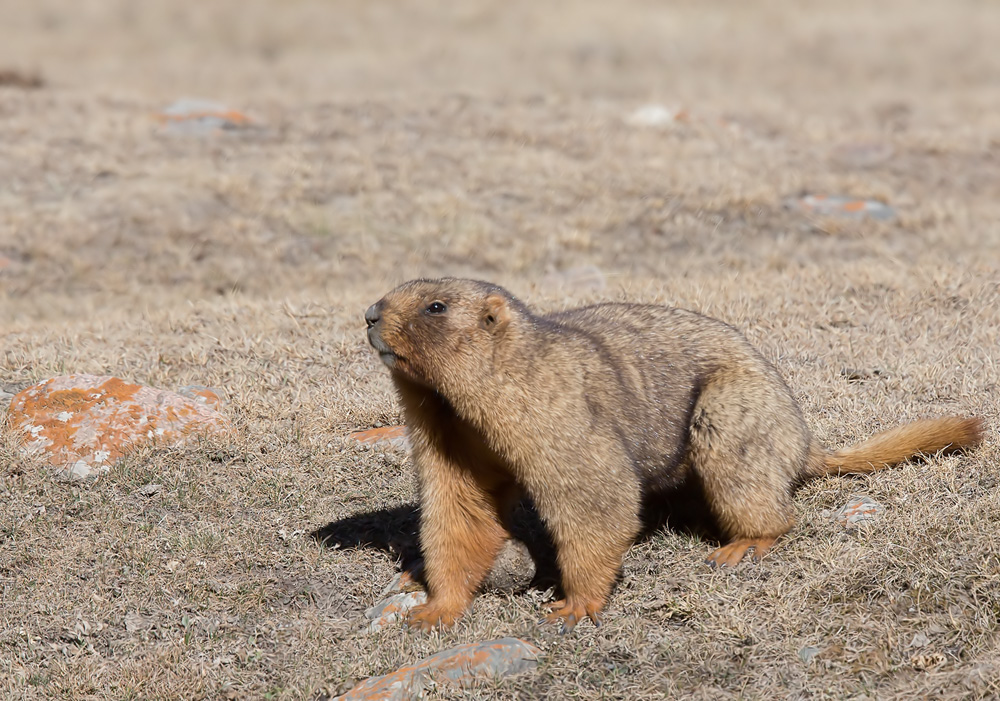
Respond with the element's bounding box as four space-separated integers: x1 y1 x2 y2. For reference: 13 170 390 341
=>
368 330 394 354
379 351 402 368
368 329 404 368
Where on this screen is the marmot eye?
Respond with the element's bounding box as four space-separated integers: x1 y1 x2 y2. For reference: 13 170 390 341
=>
426 301 447 315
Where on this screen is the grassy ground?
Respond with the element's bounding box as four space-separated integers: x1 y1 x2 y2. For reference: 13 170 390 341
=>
2 0 999 698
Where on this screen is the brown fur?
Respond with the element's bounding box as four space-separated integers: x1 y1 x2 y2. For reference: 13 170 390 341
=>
364 278 984 631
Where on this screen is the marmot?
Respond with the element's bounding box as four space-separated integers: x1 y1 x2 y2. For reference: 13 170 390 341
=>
364 278 984 632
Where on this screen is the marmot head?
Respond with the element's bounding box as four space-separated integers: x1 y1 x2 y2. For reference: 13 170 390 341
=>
365 278 522 391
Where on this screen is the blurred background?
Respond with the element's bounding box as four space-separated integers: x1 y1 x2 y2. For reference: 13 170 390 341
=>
1 0 997 329
3 0 998 105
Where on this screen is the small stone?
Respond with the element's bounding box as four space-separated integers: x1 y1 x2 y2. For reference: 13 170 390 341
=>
484 539 535 594
833 496 885 529
336 638 541 700
349 426 409 451
798 646 821 664
909 632 931 649
785 194 896 220
156 98 254 135
137 483 163 497
840 367 886 383
380 570 424 598
364 591 428 634
8 375 231 479
626 104 687 127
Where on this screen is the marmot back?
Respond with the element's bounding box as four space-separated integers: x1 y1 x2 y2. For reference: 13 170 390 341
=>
538 303 808 493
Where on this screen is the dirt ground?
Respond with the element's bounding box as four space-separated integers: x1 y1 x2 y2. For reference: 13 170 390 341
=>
2 0 999 698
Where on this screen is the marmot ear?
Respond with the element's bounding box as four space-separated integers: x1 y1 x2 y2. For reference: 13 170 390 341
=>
481 294 511 333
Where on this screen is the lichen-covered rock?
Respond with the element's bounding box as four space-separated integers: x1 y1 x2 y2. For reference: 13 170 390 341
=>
336 638 541 700
364 591 429 634
785 194 896 220
379 570 424 598
832 495 885 528
349 425 409 450
176 384 225 411
9 374 230 478
156 98 254 135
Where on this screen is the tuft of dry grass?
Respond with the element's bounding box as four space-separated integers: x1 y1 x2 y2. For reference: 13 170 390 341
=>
2 0 999 698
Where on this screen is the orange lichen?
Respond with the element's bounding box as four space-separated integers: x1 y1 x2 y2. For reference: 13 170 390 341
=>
10 375 230 472
349 425 408 445
338 638 540 699
181 387 223 410
156 109 252 125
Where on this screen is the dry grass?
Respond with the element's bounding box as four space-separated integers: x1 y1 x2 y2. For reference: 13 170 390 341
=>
2 0 999 698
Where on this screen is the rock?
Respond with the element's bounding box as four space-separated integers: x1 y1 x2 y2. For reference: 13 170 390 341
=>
177 385 225 411
798 646 821 664
8 375 231 478
336 638 541 700
840 367 886 383
785 194 896 220
484 539 535 594
137 483 163 497
832 495 885 529
156 98 254 135
364 591 429 634
379 570 424 598
349 426 409 451
626 104 688 127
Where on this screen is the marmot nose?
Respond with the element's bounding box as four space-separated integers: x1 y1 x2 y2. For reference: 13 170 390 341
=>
365 303 381 328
